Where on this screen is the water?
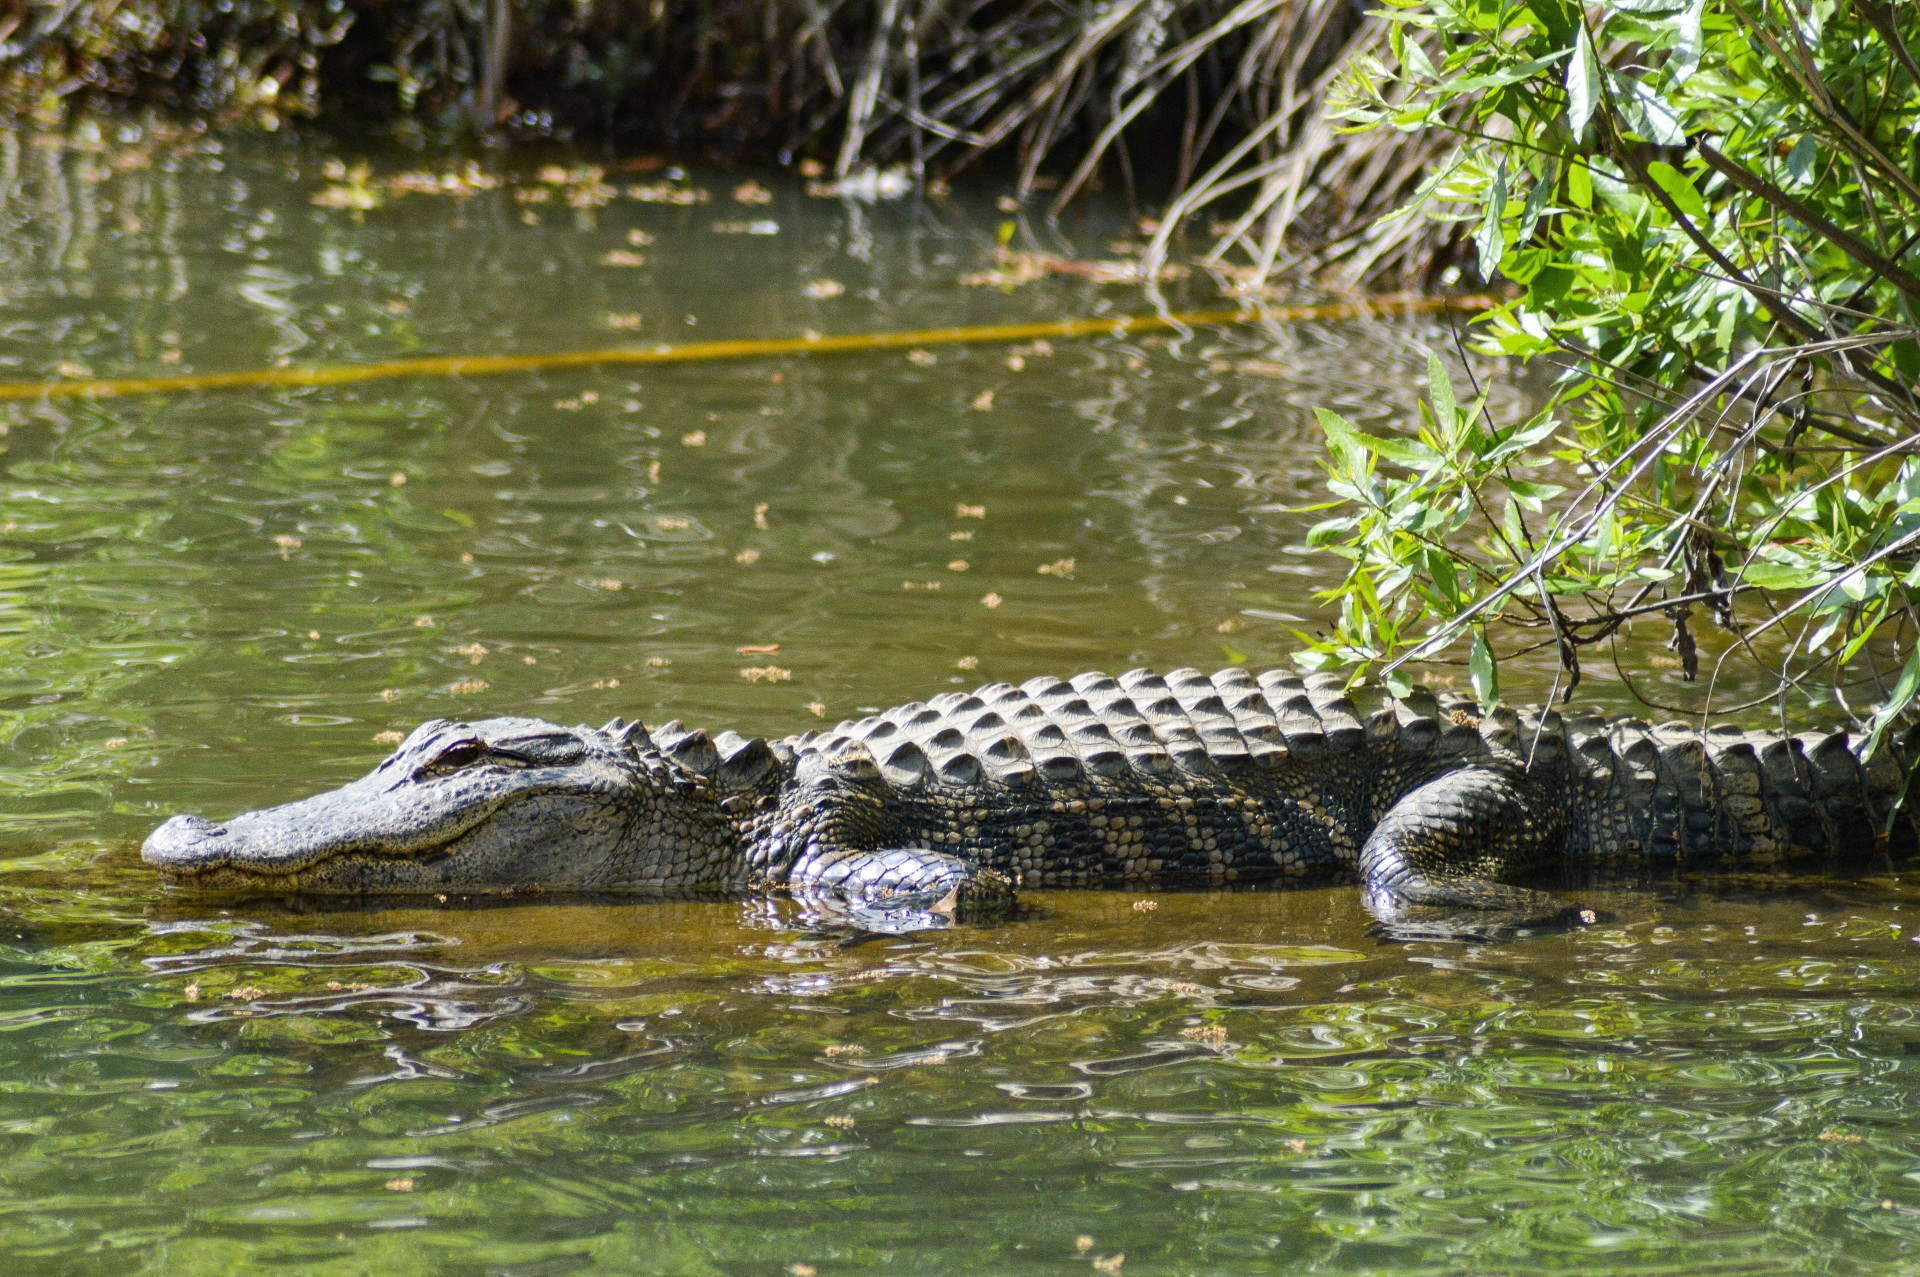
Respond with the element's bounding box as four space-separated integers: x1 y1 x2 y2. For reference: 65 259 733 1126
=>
0 124 1917 1274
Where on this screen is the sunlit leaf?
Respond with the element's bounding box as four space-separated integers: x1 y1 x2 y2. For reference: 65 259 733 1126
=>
1469 630 1499 711
1566 23 1602 134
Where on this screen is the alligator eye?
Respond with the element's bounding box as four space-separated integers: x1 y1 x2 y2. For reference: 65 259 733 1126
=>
423 742 486 776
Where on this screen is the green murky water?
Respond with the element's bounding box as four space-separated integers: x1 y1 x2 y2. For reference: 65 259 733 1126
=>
2 124 1919 1274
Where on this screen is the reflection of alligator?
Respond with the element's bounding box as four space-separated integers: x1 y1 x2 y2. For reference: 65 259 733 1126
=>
142 665 1920 930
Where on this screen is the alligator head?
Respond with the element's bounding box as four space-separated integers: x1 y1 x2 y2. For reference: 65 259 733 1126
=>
142 715 739 893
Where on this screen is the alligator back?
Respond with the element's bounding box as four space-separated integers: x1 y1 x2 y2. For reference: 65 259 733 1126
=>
760 666 1920 882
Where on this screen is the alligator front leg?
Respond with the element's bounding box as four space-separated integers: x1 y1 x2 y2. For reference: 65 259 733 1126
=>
788 845 1016 931
1361 764 1588 939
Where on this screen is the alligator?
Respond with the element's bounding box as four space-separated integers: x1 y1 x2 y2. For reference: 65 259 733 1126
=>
141 664 1920 932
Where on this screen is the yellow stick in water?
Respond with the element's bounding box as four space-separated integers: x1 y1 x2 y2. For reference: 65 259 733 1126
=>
0 294 1490 402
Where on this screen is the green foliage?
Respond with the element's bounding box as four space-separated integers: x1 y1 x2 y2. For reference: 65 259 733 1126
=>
1313 0 1920 745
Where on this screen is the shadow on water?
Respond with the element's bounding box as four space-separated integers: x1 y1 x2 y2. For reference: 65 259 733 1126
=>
2 125 1920 1272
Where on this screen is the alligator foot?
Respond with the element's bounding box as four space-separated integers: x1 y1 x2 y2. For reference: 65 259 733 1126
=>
790 846 1017 933
1359 762 1594 941
1362 883 1595 943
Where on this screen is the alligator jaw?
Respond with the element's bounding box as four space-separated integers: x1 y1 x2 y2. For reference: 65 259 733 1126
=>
140 783 505 891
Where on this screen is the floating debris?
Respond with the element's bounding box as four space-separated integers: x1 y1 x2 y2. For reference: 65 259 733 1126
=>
734 549 761 565
960 249 1188 289
754 503 771 529
738 644 780 655
907 349 937 366
681 431 707 447
971 390 994 411
1132 899 1158 912
593 678 622 689
903 581 941 591
311 163 380 210
625 229 654 246
607 313 644 330
646 657 671 667
226 986 266 1002
713 220 778 235
589 579 623 591
803 279 845 299
807 166 910 201
601 250 648 267
1092 1255 1125 1275
273 534 301 558
806 702 826 716
741 666 792 683
449 680 489 695
389 473 407 487
373 731 405 745
956 504 985 518
950 530 973 541
1037 558 1075 578
733 179 774 205
1180 1024 1229 1045
824 1043 866 1056
451 643 487 664
956 656 978 670
384 1178 416 1192
981 593 1003 608
947 560 969 572
627 182 710 205
823 1115 856 1129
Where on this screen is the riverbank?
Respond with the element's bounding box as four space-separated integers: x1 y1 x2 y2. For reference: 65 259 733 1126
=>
2 0 1461 291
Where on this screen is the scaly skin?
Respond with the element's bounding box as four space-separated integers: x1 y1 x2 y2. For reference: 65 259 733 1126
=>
142 664 1920 928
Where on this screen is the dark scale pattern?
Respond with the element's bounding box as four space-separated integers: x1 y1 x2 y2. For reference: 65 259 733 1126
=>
143 664 1920 922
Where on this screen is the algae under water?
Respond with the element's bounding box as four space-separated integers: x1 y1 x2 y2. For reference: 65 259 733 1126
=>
0 128 1918 1274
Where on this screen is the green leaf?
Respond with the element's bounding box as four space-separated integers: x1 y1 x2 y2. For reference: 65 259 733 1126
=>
1567 22 1601 134
1670 0 1706 82
1499 478 1568 510
1474 158 1508 281
1862 645 1920 765
1313 407 1366 471
1738 561 1827 590
1470 630 1500 711
1567 161 1592 209
1785 135 1816 185
1646 160 1707 220
1366 432 1442 467
1305 516 1354 548
1516 166 1555 246
1611 70 1686 145
1426 351 1458 438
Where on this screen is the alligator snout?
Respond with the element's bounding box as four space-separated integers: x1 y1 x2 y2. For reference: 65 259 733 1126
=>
142 813 232 871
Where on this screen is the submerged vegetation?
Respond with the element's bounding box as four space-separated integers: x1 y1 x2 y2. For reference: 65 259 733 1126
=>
0 0 1460 290
1306 1 1920 754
